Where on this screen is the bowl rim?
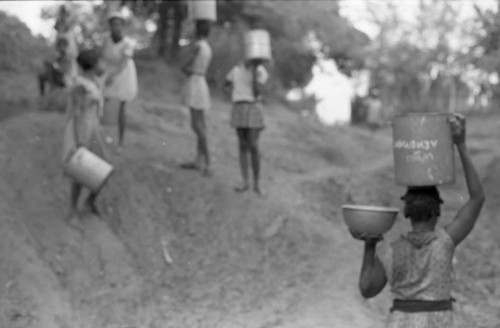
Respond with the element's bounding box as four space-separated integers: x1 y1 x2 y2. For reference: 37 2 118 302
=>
342 204 399 213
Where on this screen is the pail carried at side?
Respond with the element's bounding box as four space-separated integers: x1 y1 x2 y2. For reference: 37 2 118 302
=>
188 0 217 21
64 147 114 192
244 29 272 61
392 112 455 186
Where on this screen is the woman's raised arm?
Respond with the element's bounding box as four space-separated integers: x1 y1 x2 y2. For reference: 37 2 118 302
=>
445 114 485 246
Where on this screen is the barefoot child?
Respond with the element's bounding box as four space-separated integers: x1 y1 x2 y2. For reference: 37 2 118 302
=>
62 49 108 219
351 114 485 327
179 20 213 176
224 59 269 194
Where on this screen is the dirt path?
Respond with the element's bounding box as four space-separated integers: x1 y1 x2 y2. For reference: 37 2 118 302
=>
1 61 499 328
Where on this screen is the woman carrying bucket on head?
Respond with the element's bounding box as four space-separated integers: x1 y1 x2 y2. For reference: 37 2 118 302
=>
62 49 110 221
350 113 485 327
101 11 138 148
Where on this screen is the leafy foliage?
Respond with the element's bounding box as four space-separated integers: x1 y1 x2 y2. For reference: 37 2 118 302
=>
121 0 369 88
213 0 369 87
0 11 50 72
364 0 487 113
39 1 369 88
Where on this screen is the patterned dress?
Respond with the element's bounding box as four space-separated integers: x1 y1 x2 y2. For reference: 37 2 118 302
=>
377 227 457 328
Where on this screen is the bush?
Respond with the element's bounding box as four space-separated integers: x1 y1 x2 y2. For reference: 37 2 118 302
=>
0 11 51 73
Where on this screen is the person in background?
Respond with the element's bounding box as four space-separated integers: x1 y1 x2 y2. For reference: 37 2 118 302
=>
351 113 484 327
54 4 78 72
365 89 383 131
38 36 76 95
224 58 269 195
101 12 138 148
179 20 213 177
62 49 108 221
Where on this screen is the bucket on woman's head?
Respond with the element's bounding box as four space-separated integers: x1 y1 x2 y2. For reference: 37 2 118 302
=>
188 0 217 21
392 112 455 186
244 29 272 61
64 147 114 192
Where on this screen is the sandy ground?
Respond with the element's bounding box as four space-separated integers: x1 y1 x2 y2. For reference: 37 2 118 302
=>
0 60 499 328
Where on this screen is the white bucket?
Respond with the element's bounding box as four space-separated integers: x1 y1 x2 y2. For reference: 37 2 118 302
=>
244 29 272 61
64 147 114 192
188 0 217 21
393 113 455 186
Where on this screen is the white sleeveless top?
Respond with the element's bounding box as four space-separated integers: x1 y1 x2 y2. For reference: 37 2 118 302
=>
191 39 212 75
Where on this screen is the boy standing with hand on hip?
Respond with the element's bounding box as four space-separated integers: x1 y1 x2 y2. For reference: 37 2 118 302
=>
179 20 213 177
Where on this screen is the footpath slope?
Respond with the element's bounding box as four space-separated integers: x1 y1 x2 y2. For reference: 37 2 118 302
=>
0 60 499 328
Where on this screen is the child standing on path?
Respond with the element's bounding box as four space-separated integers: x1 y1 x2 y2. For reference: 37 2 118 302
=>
351 113 485 327
101 12 138 148
62 49 108 221
224 59 269 195
179 20 213 177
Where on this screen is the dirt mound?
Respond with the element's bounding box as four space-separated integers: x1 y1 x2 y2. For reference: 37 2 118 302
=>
1 56 499 328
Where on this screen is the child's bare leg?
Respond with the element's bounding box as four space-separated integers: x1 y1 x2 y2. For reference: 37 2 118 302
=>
67 182 82 222
196 112 211 176
181 108 203 170
235 128 250 191
249 128 263 194
84 192 100 216
71 182 81 210
118 101 127 146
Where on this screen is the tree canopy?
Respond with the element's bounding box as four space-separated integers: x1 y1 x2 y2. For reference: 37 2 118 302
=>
358 0 499 113
41 0 370 89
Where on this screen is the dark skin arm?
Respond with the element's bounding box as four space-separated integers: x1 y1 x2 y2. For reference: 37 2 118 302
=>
351 231 387 298
445 113 485 246
181 42 200 76
250 60 266 99
71 85 87 148
223 80 232 98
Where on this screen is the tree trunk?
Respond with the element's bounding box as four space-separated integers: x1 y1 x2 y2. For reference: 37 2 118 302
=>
156 0 169 57
170 0 183 59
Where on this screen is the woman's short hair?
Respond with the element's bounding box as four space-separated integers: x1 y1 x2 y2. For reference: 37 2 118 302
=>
195 20 211 38
76 49 100 72
401 186 443 222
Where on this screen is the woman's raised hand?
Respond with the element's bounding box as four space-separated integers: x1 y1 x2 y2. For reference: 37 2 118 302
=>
448 113 466 146
349 229 384 244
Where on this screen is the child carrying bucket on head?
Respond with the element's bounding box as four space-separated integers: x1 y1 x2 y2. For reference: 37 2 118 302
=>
224 58 269 195
62 49 108 220
350 113 485 327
